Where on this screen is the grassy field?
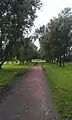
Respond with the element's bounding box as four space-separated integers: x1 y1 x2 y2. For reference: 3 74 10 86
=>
44 63 72 120
0 64 29 86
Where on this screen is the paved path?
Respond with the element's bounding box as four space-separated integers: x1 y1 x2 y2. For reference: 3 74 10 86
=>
0 66 56 120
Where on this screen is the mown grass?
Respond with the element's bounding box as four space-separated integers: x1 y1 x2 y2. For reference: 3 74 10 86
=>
43 63 72 120
0 64 29 86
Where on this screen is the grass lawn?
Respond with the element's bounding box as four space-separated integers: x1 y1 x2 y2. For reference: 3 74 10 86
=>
0 64 29 86
43 63 72 120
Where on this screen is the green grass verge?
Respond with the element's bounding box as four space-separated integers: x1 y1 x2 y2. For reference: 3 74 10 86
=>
0 64 29 86
43 63 72 120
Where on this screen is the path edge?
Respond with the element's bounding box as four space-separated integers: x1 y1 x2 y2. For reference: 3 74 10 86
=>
0 68 30 101
42 66 59 120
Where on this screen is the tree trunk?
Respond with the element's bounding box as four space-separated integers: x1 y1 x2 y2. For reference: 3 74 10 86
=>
56 57 59 66
63 61 65 67
53 58 55 64
63 54 65 67
0 57 6 69
59 56 62 67
57 60 58 66
0 41 14 69
52 59 53 64
29 59 32 62
69 49 71 66
22 60 24 64
19 60 21 65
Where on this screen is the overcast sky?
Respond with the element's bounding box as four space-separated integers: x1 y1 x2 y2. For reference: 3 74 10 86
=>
34 0 72 49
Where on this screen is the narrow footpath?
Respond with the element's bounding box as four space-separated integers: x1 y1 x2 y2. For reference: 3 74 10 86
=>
0 66 56 120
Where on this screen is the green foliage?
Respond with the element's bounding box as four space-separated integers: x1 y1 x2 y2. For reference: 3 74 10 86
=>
11 37 38 62
44 63 72 119
0 0 41 68
36 7 72 66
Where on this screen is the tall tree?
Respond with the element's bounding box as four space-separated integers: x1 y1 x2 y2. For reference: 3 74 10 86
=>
36 7 72 66
0 0 41 68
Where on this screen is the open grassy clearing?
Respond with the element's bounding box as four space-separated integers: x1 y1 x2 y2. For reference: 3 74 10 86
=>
0 64 29 86
43 63 72 120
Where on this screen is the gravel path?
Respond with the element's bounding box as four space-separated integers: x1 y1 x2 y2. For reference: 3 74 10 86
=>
0 66 56 120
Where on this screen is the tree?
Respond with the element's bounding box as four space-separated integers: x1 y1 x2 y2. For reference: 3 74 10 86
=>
0 0 41 68
9 37 38 63
36 7 72 67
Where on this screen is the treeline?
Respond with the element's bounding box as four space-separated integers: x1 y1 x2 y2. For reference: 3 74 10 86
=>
36 8 72 67
9 37 38 64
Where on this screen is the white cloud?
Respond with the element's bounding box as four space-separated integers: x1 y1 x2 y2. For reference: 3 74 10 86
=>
35 0 72 28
